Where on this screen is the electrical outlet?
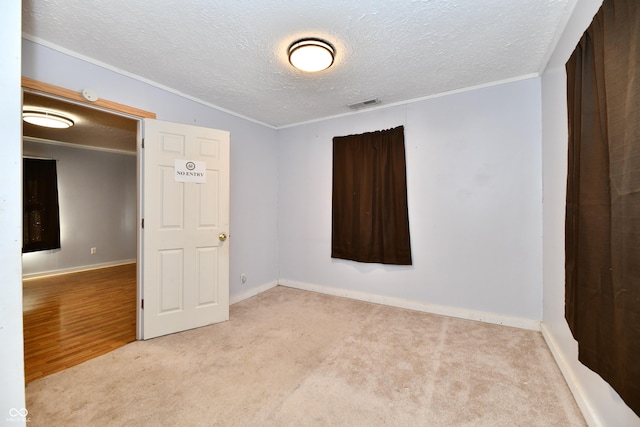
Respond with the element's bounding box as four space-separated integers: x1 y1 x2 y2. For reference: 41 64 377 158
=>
240 273 247 284
90 247 97 255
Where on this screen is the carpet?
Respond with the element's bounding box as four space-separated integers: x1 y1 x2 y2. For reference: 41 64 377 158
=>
25 286 585 426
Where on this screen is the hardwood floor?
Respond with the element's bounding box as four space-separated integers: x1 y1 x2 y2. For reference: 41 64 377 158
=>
23 263 137 383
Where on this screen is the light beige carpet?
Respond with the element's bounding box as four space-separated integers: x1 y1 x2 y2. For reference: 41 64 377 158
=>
25 286 585 426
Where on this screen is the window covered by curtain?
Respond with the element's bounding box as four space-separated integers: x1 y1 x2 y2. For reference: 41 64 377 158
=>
332 126 412 265
565 0 639 415
23 158 61 253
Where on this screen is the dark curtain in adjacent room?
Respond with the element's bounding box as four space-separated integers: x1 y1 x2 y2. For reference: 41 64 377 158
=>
332 125 412 265
23 158 61 253
565 0 640 415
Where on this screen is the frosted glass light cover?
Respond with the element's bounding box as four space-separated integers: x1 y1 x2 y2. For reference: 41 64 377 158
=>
289 39 334 72
23 111 74 129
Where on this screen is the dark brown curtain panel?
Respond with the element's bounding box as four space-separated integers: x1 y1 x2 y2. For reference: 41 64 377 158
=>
332 126 412 265
565 0 640 415
23 158 61 253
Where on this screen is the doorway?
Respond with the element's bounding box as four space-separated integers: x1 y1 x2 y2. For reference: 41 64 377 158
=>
21 78 231 379
21 81 150 381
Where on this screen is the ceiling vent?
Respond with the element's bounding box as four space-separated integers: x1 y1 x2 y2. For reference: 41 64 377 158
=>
347 98 381 110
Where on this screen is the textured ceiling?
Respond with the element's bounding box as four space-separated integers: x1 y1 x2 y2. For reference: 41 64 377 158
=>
22 0 573 128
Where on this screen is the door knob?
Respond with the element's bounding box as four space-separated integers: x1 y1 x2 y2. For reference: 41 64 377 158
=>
219 233 227 242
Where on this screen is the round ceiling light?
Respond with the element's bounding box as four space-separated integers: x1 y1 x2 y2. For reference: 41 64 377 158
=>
23 110 74 129
288 38 335 72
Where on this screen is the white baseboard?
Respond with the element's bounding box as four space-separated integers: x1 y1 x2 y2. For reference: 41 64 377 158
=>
230 280 278 305
278 279 541 331
540 322 600 427
22 259 136 280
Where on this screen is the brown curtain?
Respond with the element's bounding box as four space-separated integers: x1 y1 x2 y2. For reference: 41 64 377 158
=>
332 126 412 265
565 0 640 416
23 158 61 253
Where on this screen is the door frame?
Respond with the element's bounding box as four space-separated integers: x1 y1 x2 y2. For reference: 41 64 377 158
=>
21 77 156 340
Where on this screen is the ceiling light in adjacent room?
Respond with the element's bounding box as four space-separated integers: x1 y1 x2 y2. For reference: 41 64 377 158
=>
288 38 335 72
22 110 74 129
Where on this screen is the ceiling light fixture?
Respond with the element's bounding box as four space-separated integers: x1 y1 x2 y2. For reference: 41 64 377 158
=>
288 38 335 72
23 110 74 129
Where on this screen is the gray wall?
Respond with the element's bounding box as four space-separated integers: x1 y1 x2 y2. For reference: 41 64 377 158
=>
22 141 137 276
21 37 280 298
277 78 543 325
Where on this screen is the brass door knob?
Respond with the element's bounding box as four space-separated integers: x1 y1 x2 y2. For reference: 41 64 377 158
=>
219 233 227 242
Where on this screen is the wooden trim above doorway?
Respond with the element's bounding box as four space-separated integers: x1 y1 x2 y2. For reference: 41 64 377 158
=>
22 77 156 119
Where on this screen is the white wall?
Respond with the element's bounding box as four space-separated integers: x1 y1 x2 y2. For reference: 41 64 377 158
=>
0 1 26 424
541 0 640 425
22 141 137 276
277 78 543 325
21 39 280 299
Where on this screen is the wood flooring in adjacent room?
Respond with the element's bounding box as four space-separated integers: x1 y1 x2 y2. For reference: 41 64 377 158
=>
22 263 137 383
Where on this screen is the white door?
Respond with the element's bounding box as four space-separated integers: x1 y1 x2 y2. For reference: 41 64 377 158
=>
141 118 229 339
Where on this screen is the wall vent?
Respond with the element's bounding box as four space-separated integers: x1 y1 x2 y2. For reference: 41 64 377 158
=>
348 98 381 110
